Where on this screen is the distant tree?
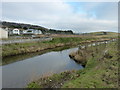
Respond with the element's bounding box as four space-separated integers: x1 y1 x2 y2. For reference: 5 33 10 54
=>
23 27 28 30
2 21 74 35
103 32 107 35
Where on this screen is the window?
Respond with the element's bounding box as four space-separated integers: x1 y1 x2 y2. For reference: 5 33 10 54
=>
27 30 32 32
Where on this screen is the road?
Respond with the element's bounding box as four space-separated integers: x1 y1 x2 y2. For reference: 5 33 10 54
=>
0 37 52 45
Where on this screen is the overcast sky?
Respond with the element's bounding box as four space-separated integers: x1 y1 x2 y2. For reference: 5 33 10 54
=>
2 1 118 33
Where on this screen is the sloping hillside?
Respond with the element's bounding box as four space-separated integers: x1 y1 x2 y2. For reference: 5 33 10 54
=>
1 21 73 34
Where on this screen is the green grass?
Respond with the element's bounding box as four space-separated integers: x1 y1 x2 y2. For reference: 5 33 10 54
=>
2 37 96 58
62 42 118 88
27 41 118 88
27 70 79 88
2 45 74 65
27 82 42 88
2 33 118 58
42 37 84 44
2 37 92 65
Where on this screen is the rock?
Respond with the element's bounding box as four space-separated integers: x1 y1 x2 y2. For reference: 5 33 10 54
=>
69 50 87 66
74 55 86 66
69 52 76 58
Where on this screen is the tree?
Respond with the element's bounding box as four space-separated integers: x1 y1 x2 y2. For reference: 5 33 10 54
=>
23 27 28 30
103 32 107 35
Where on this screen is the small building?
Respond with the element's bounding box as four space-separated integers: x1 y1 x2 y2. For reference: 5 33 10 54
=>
37 30 42 34
9 28 20 35
0 28 8 38
13 28 20 35
23 29 42 35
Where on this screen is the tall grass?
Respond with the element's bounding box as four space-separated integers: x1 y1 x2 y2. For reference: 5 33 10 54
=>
2 37 93 58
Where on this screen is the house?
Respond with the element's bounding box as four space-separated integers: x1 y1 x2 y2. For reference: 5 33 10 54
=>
13 28 20 35
9 28 20 35
23 29 42 35
0 28 8 38
37 30 42 34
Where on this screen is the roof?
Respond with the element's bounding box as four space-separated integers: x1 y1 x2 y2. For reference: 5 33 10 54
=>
13 28 19 30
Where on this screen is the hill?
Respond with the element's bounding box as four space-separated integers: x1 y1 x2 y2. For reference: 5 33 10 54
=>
1 21 73 34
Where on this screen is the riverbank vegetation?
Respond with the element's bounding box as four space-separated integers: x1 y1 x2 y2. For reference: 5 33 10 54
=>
2 45 74 65
2 33 117 58
2 37 91 57
27 41 118 88
2 32 118 65
2 37 94 65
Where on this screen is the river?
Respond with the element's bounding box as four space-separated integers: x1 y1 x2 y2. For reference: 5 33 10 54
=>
2 39 116 88
2 47 83 88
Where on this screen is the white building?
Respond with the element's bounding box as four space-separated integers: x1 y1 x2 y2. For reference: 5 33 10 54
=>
23 29 42 35
12 28 20 35
0 28 8 38
9 28 20 35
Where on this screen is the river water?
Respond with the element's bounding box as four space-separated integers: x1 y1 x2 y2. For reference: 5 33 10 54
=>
2 39 116 88
2 47 83 88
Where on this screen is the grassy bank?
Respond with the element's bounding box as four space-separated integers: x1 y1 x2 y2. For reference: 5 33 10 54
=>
63 41 118 88
2 37 96 65
27 41 118 88
2 34 117 58
2 45 74 65
2 36 100 58
2 35 118 65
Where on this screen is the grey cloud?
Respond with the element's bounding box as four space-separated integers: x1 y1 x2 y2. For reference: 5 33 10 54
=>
2 2 118 33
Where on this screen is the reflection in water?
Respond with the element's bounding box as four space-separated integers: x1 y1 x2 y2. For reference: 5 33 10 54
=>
2 47 83 88
2 39 116 88
2 46 73 65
